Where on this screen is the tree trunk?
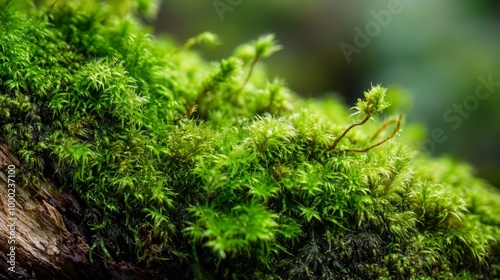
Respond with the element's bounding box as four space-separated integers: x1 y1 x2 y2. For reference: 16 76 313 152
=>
0 142 162 279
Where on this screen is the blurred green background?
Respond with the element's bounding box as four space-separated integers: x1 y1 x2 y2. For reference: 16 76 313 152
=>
149 0 500 186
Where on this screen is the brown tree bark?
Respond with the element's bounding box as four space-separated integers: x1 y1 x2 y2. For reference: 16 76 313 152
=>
0 142 163 279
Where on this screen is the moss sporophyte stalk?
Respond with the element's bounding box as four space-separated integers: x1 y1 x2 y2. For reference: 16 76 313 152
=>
1 0 500 279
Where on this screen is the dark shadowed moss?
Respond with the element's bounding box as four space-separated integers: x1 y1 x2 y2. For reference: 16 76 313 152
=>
1 1 499 279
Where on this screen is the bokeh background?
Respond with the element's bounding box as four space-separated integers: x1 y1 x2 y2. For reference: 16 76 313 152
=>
148 0 500 186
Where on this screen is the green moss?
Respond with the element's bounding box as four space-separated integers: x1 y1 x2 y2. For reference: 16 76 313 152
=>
1 1 499 279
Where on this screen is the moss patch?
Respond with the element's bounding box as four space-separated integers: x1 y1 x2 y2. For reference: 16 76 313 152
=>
1 1 499 279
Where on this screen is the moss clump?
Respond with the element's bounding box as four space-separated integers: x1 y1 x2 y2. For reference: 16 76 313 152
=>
1 1 499 279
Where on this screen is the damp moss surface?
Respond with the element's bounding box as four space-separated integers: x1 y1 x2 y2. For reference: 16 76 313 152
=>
1 1 500 279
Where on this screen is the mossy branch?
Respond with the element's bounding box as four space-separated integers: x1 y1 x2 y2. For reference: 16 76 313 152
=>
329 99 372 150
232 34 282 98
175 58 238 123
344 114 402 153
173 32 218 54
330 85 394 152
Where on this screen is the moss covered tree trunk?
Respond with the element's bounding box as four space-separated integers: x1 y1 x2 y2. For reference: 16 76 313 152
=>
0 142 161 279
0 141 91 278
1 1 500 279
